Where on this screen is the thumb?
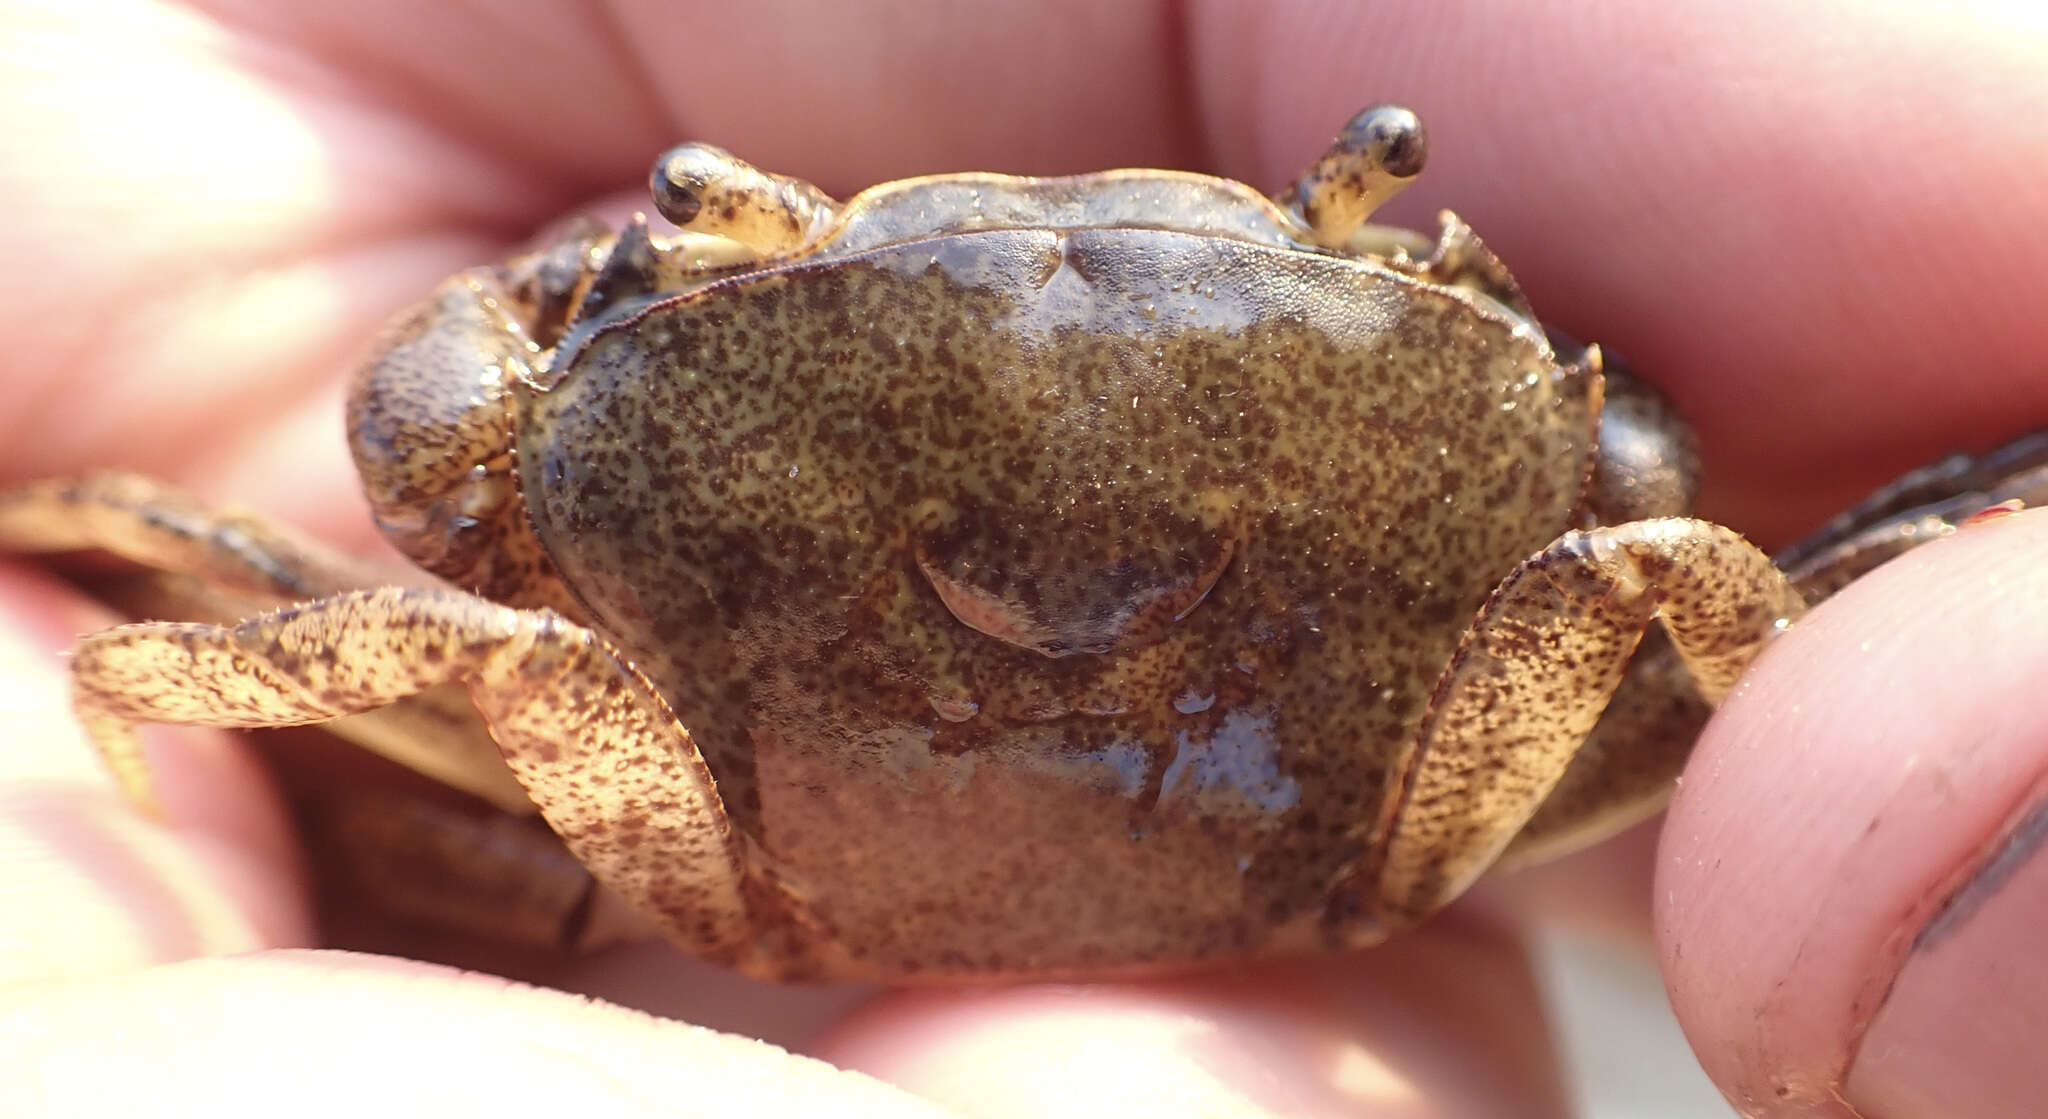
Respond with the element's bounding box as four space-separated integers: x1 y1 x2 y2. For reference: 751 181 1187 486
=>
1658 508 2048 1115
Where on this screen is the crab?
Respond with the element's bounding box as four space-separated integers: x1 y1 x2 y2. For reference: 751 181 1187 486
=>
5 105 2045 982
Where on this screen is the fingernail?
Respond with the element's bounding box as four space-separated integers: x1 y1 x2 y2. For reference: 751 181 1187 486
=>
1844 792 2048 1117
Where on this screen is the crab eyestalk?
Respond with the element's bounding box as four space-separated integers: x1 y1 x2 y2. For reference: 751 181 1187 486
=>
1278 104 1428 250
650 143 841 256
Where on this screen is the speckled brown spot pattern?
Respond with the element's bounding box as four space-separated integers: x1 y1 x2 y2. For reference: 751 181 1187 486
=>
65 586 752 964
1501 629 1709 866
0 473 537 812
349 271 586 619
518 223 1593 976
469 610 752 964
1372 518 1806 918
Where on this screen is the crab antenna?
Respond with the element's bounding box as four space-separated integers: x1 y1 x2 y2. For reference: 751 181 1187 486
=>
649 143 841 256
1278 105 1428 249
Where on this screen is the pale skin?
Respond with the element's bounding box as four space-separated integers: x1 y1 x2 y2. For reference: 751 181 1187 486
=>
2 3 2046 1118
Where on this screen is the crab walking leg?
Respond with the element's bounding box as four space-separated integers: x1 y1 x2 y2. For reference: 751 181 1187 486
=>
0 473 541 811
70 587 752 960
1373 518 1807 920
1776 431 2048 598
1501 430 2048 865
1494 633 1708 867
309 789 656 952
0 475 545 811
0 472 398 600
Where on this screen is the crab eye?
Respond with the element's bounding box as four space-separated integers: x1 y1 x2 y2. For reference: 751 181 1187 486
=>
650 144 719 227
1341 104 1427 180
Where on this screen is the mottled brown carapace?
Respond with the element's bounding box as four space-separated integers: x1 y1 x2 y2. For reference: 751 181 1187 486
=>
520 226 1591 976
26 105 2036 982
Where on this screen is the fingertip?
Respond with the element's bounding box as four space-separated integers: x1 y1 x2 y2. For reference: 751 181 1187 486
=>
1 951 950 1119
813 917 1570 1119
1657 510 2048 1114
1482 818 1661 945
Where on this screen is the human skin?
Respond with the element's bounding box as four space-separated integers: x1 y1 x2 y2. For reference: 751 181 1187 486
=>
1 2 2044 1116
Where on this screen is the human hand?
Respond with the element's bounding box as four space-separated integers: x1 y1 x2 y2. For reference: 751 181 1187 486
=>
3 2 2044 1115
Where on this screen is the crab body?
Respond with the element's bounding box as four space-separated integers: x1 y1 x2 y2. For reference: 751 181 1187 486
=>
512 219 1590 972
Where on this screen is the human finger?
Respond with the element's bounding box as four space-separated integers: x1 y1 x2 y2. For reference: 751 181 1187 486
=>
1659 508 2048 1116
813 913 1571 1119
0 949 954 1119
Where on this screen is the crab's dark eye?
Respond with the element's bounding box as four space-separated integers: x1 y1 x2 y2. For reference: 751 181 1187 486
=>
650 145 714 227
1342 104 1427 180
